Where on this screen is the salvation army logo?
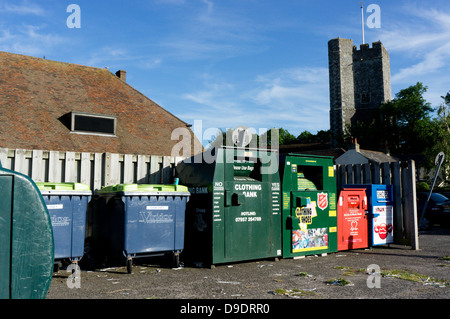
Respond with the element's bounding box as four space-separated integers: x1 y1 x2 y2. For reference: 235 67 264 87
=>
318 192 328 210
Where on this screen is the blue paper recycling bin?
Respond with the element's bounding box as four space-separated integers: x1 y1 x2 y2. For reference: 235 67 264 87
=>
343 184 394 246
36 183 91 265
93 184 190 273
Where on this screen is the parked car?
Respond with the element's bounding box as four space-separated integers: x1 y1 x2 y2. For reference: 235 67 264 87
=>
441 193 450 199
417 192 450 229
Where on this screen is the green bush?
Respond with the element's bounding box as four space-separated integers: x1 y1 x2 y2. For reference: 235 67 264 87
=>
416 182 430 192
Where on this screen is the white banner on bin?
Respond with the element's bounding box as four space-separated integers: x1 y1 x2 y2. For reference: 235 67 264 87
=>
372 206 394 245
47 204 64 210
146 205 169 210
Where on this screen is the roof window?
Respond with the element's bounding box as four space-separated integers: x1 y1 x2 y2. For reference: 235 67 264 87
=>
71 112 117 136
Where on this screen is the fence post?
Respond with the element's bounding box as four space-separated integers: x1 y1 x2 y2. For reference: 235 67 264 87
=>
163 156 173 184
31 150 44 182
346 164 354 185
362 163 371 183
103 152 112 187
14 149 28 175
402 160 419 250
150 155 161 184
64 152 76 182
80 152 91 186
93 153 103 190
392 162 404 243
136 155 148 184
371 162 381 184
354 164 362 184
123 154 134 184
0 148 7 167
381 162 391 185
336 164 346 190
48 151 60 182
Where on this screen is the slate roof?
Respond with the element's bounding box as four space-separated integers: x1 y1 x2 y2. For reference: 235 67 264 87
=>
0 51 199 156
358 149 399 163
335 142 400 165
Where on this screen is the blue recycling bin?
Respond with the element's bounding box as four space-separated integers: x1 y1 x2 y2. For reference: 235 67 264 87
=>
36 183 91 265
343 184 394 246
93 184 190 273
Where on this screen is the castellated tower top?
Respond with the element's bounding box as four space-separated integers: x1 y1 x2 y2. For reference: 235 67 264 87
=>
353 41 390 60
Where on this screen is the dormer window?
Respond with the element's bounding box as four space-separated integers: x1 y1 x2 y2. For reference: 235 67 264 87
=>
71 112 117 136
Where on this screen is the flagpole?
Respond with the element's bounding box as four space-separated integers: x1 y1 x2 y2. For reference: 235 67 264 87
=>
360 2 365 44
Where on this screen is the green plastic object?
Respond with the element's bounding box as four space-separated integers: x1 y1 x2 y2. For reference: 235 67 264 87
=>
36 182 90 192
97 184 189 194
0 163 54 299
280 154 338 258
297 172 318 191
177 147 282 266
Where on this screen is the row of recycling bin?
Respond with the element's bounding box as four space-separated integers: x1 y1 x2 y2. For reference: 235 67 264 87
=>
36 182 190 274
33 147 395 273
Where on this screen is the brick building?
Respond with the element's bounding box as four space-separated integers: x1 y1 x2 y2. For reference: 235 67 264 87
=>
0 51 200 156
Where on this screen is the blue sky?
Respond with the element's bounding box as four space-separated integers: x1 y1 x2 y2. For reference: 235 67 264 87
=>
1 0 450 143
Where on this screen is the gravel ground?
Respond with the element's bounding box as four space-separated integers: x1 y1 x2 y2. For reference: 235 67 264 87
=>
47 227 450 302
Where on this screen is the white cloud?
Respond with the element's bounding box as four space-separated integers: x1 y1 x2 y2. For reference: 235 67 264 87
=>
391 42 450 84
153 0 186 4
0 24 65 56
178 67 330 136
380 5 450 94
142 58 162 70
86 47 130 66
182 80 238 114
0 1 46 16
83 47 164 73
154 0 267 62
202 0 213 14
252 67 329 106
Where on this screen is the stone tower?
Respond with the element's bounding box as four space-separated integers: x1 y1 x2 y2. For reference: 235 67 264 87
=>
328 38 391 146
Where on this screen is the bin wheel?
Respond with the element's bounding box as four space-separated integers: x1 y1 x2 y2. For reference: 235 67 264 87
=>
172 253 180 268
126 258 133 274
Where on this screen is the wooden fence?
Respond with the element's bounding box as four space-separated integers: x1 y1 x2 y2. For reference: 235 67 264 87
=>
336 160 419 250
0 147 184 191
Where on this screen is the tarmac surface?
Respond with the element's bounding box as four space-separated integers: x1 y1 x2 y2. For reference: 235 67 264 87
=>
47 226 450 302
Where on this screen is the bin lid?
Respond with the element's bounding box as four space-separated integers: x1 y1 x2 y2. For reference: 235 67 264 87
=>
97 184 190 196
36 182 92 195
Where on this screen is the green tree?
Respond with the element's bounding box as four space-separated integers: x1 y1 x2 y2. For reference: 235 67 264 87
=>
425 92 450 184
297 130 331 144
209 127 331 149
380 82 433 156
296 130 313 143
278 128 297 145
347 82 434 156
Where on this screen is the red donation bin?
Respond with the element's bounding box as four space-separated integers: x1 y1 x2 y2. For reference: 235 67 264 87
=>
337 189 368 251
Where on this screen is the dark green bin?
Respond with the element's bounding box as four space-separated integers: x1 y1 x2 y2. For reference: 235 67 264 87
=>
176 146 282 266
0 163 54 299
